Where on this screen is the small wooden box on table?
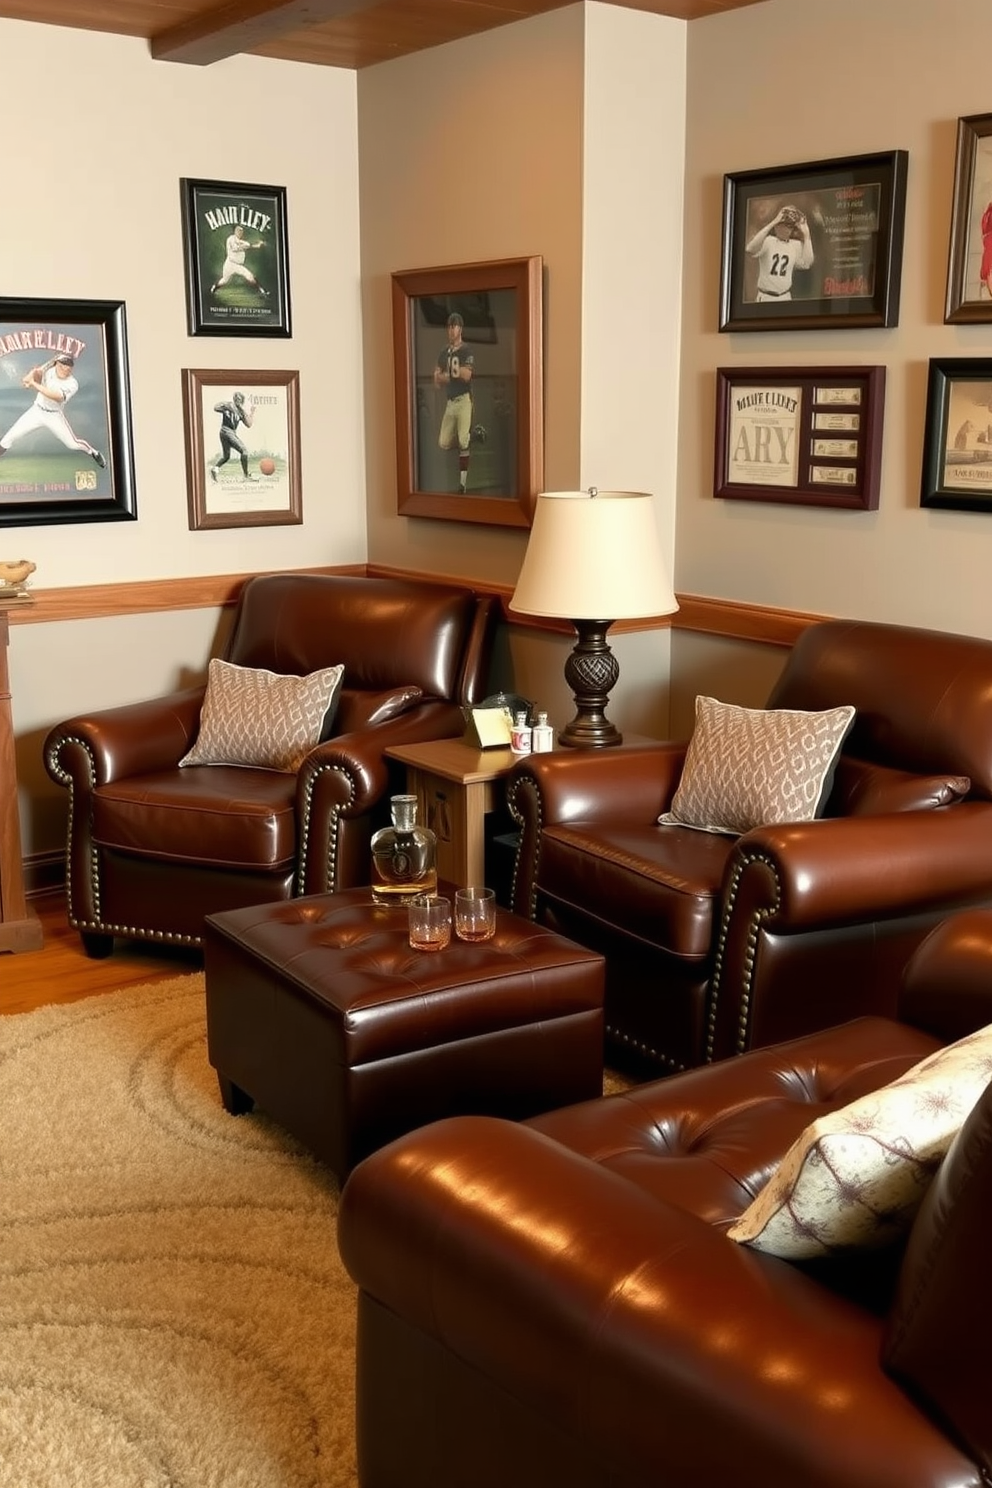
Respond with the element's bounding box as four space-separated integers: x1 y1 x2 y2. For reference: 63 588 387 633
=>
203 887 605 1183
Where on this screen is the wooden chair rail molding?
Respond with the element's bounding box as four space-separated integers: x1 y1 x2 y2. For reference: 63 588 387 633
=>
6 564 821 649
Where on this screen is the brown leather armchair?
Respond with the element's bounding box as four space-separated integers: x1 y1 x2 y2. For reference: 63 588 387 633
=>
338 909 992 1488
507 620 992 1073
45 573 496 956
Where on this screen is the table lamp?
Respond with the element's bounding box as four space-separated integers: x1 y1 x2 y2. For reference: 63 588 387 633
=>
509 488 678 748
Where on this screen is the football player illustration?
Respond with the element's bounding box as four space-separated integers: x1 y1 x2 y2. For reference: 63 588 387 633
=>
745 205 814 302
0 353 106 467
434 312 475 492
209 391 255 481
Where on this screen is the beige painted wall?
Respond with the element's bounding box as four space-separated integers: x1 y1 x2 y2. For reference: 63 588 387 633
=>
678 0 992 639
1 18 365 853
358 2 686 740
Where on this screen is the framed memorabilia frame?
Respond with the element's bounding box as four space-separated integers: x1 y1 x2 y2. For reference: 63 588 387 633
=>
0 297 136 528
391 255 544 528
714 365 886 510
180 178 291 337
920 357 992 512
719 151 908 332
944 114 992 324
181 367 302 530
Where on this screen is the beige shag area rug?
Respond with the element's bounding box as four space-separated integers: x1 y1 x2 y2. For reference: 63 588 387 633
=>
0 975 357 1488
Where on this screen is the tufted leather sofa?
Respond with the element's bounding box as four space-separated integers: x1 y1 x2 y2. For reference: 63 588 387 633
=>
338 908 992 1488
44 572 496 955
507 619 992 1074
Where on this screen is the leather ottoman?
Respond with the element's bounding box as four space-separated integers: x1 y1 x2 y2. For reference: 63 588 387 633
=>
202 888 605 1182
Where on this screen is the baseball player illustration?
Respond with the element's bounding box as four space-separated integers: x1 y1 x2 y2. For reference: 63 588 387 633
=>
211 225 269 298
745 205 814 301
209 392 255 481
434 312 475 492
0 353 106 467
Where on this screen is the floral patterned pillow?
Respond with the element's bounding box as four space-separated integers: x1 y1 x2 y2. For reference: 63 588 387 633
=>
727 1024 992 1259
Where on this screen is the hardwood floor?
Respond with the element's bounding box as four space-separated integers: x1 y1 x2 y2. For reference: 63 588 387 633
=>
0 891 203 1016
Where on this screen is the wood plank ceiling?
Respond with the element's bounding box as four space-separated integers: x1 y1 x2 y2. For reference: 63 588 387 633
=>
0 0 767 70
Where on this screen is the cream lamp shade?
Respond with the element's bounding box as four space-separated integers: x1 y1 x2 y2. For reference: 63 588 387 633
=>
510 489 678 748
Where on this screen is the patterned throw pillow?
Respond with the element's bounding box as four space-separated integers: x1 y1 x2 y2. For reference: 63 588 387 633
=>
727 1023 992 1259
179 658 344 773
658 695 855 835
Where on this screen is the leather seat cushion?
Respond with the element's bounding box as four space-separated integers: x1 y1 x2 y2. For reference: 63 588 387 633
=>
538 820 736 958
92 767 297 870
529 1016 940 1227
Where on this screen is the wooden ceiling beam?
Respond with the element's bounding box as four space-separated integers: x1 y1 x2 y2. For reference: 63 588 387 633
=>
150 0 381 64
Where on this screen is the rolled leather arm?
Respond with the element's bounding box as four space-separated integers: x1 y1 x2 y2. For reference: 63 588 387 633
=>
507 743 687 917
295 700 466 894
898 907 992 1042
44 687 206 788
726 803 992 931
339 1116 967 1488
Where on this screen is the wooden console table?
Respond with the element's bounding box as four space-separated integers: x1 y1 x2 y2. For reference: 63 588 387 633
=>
0 604 42 953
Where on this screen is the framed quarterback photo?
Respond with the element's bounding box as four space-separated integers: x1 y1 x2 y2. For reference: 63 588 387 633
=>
391 255 544 528
182 367 302 530
0 297 136 528
181 178 291 337
719 151 908 332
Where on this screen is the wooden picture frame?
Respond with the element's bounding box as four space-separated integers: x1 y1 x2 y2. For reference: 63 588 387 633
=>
182 368 302 530
944 114 992 324
920 357 992 512
181 178 291 338
0 297 136 528
719 151 908 332
392 256 544 527
715 366 886 510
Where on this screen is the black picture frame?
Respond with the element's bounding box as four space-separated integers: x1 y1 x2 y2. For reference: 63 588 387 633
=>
719 150 908 332
944 114 992 324
714 365 886 510
391 256 544 528
0 297 136 528
921 357 992 512
180 178 291 337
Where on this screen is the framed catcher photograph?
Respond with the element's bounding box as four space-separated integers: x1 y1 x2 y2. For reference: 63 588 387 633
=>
182 367 302 530
0 297 136 528
719 151 908 332
920 357 992 512
714 365 886 510
181 178 291 338
391 255 544 528
944 114 992 324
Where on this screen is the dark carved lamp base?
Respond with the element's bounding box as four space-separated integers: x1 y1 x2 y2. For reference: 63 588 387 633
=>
558 619 623 748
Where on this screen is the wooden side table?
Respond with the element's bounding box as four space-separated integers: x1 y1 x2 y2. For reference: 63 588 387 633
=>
385 737 520 890
0 604 43 953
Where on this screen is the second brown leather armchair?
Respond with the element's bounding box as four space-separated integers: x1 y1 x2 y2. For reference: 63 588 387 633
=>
507 619 992 1073
45 572 497 956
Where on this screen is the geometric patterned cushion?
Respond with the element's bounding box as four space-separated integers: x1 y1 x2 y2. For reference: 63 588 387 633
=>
727 1022 992 1259
178 657 344 773
658 694 855 835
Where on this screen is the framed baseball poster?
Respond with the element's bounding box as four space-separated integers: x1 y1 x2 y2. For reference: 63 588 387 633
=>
180 178 291 337
182 367 302 530
920 357 992 511
714 366 886 510
391 255 544 528
719 151 908 332
0 297 136 528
